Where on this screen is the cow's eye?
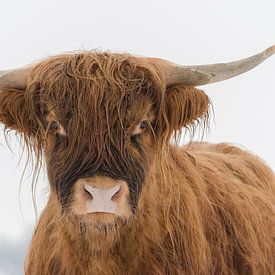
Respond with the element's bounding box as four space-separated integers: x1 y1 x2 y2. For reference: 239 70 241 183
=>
131 119 149 136
49 121 60 131
48 121 66 136
139 120 148 130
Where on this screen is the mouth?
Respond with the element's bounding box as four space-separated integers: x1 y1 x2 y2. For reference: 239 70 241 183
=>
72 212 130 237
82 212 128 225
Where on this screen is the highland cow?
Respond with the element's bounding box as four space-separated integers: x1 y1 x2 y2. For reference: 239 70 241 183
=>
0 46 274 275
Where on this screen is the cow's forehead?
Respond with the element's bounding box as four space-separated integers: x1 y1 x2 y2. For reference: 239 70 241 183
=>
34 52 160 92
31 53 160 118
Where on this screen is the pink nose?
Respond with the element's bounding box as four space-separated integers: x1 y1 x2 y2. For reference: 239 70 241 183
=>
84 184 121 214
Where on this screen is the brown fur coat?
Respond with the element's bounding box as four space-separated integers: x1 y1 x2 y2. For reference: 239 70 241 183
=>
26 142 275 275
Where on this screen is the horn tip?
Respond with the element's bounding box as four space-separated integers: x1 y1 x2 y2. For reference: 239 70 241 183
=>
265 45 275 56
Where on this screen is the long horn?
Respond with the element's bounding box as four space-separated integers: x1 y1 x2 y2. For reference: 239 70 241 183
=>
150 45 275 87
0 67 31 90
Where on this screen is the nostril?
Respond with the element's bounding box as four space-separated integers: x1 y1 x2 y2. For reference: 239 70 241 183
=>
111 185 121 201
84 185 93 200
84 189 93 200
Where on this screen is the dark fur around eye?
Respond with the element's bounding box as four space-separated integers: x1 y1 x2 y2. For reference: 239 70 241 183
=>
53 134 68 151
130 134 138 145
130 134 143 153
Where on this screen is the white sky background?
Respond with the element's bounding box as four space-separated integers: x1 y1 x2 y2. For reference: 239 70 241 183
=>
0 0 274 274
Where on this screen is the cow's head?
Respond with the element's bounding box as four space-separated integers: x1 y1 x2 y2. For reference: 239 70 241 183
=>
0 46 274 229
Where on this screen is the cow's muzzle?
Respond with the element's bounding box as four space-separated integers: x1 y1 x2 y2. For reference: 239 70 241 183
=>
71 176 132 224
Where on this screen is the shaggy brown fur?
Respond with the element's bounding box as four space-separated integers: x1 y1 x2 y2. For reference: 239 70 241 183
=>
0 52 274 274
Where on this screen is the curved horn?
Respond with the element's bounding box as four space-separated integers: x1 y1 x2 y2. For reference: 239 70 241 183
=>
0 67 31 90
150 45 275 87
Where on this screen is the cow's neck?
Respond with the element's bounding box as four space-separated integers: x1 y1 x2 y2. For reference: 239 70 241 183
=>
55 212 159 273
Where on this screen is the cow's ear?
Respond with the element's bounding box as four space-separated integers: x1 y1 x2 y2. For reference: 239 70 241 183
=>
0 89 33 134
165 85 210 131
